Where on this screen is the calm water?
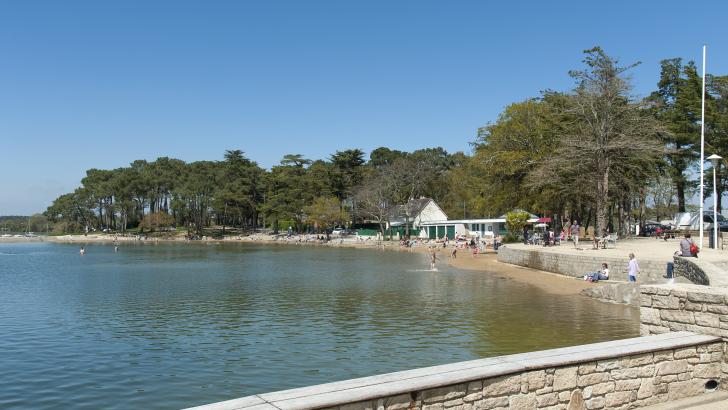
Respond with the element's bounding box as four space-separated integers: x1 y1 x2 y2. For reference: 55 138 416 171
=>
0 242 638 409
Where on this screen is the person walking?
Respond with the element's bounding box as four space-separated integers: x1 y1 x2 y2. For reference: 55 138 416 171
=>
571 220 580 247
627 253 640 282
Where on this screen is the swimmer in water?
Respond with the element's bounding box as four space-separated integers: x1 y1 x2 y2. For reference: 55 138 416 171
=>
79 247 85 255
430 251 439 270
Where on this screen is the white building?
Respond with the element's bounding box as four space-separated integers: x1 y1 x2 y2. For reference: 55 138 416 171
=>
388 198 448 229
419 211 539 240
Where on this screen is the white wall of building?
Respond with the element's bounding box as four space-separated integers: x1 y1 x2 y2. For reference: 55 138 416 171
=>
414 201 448 227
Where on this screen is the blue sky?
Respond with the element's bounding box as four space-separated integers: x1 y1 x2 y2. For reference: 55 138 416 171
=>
1 0 727 214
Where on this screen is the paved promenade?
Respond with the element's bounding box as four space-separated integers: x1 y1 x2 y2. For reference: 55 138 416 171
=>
499 237 728 286
507 236 728 264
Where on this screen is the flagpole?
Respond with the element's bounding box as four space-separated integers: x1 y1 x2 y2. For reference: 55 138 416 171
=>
699 45 706 249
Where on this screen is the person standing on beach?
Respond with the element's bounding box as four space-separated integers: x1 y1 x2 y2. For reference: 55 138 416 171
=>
571 220 580 247
627 253 640 282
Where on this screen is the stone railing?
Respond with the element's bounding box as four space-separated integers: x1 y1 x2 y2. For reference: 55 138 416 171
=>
672 257 728 287
672 256 710 285
186 332 724 410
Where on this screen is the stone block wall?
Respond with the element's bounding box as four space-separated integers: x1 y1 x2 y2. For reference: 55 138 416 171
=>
672 257 710 285
320 343 725 410
497 247 666 282
640 284 728 341
580 283 640 306
640 283 728 401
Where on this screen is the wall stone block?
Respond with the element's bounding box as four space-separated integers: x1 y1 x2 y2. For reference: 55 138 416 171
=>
552 367 578 391
482 375 520 397
656 359 688 375
694 313 720 328
660 309 695 324
577 372 610 387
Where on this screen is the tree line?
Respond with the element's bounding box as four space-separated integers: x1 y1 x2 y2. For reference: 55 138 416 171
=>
44 147 464 236
44 47 728 238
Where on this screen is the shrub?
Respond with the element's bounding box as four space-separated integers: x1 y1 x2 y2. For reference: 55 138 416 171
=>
505 211 530 238
140 212 175 232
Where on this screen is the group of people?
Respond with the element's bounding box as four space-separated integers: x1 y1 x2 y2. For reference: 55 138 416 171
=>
523 220 581 247
583 253 641 283
399 237 420 248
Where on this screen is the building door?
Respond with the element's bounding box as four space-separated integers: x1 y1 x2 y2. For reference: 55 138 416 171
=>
446 225 455 239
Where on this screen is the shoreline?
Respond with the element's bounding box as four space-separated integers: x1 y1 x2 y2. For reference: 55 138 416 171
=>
446 252 600 295
2 234 607 297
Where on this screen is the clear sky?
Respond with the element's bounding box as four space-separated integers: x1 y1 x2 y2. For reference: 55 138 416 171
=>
1 0 727 214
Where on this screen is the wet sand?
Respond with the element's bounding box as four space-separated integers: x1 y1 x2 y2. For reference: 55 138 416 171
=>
445 252 597 295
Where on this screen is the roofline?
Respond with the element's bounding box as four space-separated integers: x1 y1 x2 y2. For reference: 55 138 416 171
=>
420 218 540 225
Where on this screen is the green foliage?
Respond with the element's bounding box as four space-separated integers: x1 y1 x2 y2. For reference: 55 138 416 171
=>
303 196 349 232
505 211 530 238
502 233 520 243
469 96 566 215
140 212 176 232
647 58 703 211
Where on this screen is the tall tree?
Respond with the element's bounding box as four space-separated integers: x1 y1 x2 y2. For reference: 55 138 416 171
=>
329 149 366 201
648 58 703 212
529 47 663 236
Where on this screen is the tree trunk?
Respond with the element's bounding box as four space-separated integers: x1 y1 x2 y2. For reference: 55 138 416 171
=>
595 159 610 237
676 179 686 213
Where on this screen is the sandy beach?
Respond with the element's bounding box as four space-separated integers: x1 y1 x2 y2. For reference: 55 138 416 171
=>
445 252 597 295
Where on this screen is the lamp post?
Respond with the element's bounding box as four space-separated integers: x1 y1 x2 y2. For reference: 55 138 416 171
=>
707 154 722 249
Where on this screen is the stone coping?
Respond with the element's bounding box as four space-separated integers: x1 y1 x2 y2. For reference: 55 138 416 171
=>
642 283 728 297
184 331 720 410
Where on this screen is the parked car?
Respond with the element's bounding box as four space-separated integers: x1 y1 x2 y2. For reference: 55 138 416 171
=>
702 213 728 232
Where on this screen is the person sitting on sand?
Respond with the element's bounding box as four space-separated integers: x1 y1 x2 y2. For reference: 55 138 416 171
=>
584 263 609 282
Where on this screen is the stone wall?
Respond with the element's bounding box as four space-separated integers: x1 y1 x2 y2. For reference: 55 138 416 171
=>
580 283 640 306
187 332 725 410
640 284 728 341
401 344 724 410
672 257 710 285
672 257 728 287
497 246 666 282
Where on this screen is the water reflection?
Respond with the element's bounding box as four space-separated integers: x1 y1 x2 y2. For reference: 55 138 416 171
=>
0 243 638 410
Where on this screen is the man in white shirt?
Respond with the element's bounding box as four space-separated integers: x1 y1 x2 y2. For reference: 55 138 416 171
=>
627 253 640 282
